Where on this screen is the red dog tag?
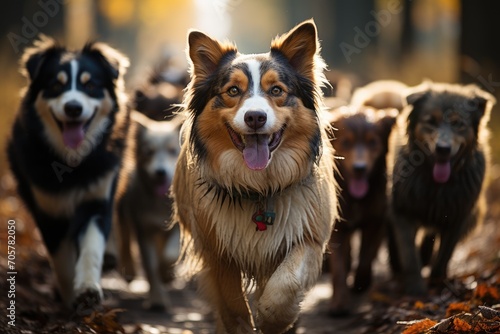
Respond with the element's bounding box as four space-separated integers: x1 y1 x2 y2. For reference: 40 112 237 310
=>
252 210 268 231
252 210 275 231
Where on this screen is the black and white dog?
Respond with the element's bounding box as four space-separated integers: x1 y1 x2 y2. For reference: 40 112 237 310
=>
7 36 129 308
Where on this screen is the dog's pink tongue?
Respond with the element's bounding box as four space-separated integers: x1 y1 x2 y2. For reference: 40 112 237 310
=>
155 180 170 197
62 123 84 149
348 178 369 199
433 162 451 183
243 134 270 171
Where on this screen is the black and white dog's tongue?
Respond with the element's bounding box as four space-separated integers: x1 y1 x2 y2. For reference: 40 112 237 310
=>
62 122 85 149
243 134 270 170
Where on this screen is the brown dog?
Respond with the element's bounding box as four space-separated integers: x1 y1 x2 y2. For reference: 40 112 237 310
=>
327 104 399 315
389 82 495 295
172 20 337 333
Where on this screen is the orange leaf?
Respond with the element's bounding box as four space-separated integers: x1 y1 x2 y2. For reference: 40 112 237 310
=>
414 300 425 310
452 318 472 332
402 319 437 334
446 302 470 317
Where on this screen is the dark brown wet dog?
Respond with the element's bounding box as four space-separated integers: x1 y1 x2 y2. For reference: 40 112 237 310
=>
327 105 398 315
389 82 495 296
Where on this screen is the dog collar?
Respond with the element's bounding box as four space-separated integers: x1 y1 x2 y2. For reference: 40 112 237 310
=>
252 197 275 231
200 174 314 232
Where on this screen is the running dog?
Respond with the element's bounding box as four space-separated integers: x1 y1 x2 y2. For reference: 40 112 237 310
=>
327 104 398 315
7 36 129 308
172 20 337 333
390 82 495 295
115 111 182 310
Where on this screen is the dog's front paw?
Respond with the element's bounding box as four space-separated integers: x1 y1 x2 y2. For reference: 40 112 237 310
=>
73 288 102 314
73 283 103 311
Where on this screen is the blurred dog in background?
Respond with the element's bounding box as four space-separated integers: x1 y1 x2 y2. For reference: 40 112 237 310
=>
326 80 405 315
114 111 182 310
389 82 495 295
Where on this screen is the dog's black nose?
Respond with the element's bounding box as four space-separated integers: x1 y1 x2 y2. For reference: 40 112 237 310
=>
64 101 83 118
244 111 267 130
155 169 167 178
436 143 451 156
353 162 367 174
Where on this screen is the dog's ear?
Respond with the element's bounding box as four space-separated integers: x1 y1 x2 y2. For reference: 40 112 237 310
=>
20 35 60 81
405 81 434 106
467 85 496 115
187 30 237 80
271 19 319 80
465 85 496 129
405 90 430 106
83 42 129 80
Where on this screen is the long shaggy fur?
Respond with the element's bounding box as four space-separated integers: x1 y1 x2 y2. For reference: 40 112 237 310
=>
388 82 495 296
172 20 337 333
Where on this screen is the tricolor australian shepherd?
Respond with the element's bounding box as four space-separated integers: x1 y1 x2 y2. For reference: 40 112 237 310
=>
390 82 495 295
172 20 337 333
7 36 129 308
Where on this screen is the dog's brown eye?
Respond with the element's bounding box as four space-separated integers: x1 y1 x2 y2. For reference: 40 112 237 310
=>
270 86 283 96
227 86 240 97
85 82 95 91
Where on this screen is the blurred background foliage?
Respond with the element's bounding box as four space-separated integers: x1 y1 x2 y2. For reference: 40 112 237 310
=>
0 0 499 171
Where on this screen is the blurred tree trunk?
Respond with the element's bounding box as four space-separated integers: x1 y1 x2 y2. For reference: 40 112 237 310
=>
460 0 500 90
65 0 95 48
400 0 415 56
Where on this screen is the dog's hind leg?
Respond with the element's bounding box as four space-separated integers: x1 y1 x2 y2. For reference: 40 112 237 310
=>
74 216 106 307
199 264 253 334
256 244 323 334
